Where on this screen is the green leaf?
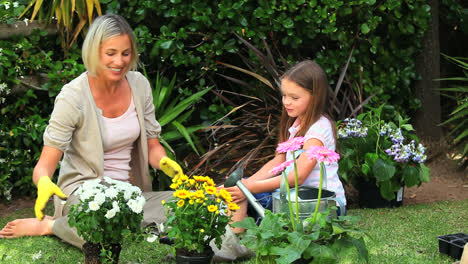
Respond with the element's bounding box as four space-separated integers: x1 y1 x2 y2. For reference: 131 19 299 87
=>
160 40 173 49
158 87 211 126
402 166 419 187
379 180 396 200
361 23 370 34
231 216 258 230
373 159 396 182
172 120 200 155
419 163 430 183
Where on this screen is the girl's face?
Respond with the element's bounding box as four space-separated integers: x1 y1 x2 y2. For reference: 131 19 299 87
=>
281 78 312 121
97 34 132 82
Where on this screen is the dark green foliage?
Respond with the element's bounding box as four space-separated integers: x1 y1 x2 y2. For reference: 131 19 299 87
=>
233 209 368 263
438 54 468 166
103 0 431 118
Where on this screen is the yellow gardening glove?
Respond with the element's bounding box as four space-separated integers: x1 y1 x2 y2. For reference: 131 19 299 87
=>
159 157 183 178
35 176 67 221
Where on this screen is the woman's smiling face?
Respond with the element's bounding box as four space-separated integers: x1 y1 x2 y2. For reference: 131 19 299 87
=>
281 78 312 120
97 34 132 81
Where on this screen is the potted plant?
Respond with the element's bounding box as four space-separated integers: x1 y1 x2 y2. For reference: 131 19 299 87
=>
162 174 240 263
232 138 369 263
68 177 146 264
337 105 430 208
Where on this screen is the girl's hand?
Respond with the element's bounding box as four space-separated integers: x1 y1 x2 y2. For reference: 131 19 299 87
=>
224 186 246 204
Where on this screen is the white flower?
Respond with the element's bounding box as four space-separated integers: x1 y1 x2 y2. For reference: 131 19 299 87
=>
88 201 100 211
127 198 143 214
94 192 106 205
61 200 67 205
13 2 18 8
146 235 158 243
105 187 118 199
31 250 42 260
112 201 120 212
124 189 133 201
105 208 117 219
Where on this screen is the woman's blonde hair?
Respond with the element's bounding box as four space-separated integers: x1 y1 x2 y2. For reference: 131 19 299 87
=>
82 14 139 77
278 60 336 143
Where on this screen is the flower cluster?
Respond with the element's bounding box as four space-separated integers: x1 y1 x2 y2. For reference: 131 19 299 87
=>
163 174 239 254
68 177 145 245
381 128 427 163
338 118 368 138
340 118 427 164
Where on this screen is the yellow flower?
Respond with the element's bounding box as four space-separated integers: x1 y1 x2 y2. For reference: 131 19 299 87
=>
196 199 203 204
193 176 205 182
219 189 232 203
188 179 196 186
170 183 179 189
161 200 166 205
207 205 218 212
216 198 221 203
174 189 190 199
177 199 185 207
9 131 13 136
200 229 204 233
193 190 205 199
189 200 194 205
180 174 188 182
216 210 219 215
204 186 217 195
228 202 240 211
206 178 215 186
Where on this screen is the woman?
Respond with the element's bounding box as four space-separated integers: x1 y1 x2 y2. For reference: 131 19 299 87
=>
0 14 181 248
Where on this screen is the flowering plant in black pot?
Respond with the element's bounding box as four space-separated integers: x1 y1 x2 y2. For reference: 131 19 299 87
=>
337 105 430 204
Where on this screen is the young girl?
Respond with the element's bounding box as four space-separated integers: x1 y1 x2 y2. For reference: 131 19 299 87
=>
225 60 346 229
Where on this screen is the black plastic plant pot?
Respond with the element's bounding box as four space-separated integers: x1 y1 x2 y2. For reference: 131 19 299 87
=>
356 180 404 209
437 233 468 260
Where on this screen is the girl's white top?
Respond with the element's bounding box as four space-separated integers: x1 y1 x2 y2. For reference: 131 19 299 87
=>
285 116 346 206
101 96 140 182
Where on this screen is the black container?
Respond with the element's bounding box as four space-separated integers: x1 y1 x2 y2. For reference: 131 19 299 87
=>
437 233 468 260
357 180 403 208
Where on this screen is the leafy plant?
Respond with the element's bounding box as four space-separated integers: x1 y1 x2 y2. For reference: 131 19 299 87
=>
19 0 102 51
162 174 239 254
233 140 368 263
147 71 211 156
68 177 145 262
438 54 468 166
337 105 431 201
0 0 28 24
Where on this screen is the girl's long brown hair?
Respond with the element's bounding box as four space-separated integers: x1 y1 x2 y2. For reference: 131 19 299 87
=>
278 60 336 144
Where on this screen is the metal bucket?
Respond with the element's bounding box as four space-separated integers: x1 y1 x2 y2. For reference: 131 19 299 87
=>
272 186 340 221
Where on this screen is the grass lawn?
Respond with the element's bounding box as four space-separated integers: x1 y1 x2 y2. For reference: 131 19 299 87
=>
0 199 466 263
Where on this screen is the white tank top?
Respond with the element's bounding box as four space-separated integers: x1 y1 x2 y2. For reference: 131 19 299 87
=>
101 96 140 182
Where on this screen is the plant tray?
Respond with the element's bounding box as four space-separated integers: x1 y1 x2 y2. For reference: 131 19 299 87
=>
437 233 468 260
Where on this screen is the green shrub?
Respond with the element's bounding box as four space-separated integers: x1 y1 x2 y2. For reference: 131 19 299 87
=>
103 0 431 118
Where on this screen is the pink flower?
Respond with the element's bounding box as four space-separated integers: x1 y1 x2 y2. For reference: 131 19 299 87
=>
306 146 340 164
269 160 294 174
276 137 306 153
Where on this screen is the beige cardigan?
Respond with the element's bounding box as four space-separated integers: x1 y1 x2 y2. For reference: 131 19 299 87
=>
44 71 161 218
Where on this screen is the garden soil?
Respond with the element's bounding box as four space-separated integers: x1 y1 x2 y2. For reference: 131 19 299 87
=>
0 149 467 217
